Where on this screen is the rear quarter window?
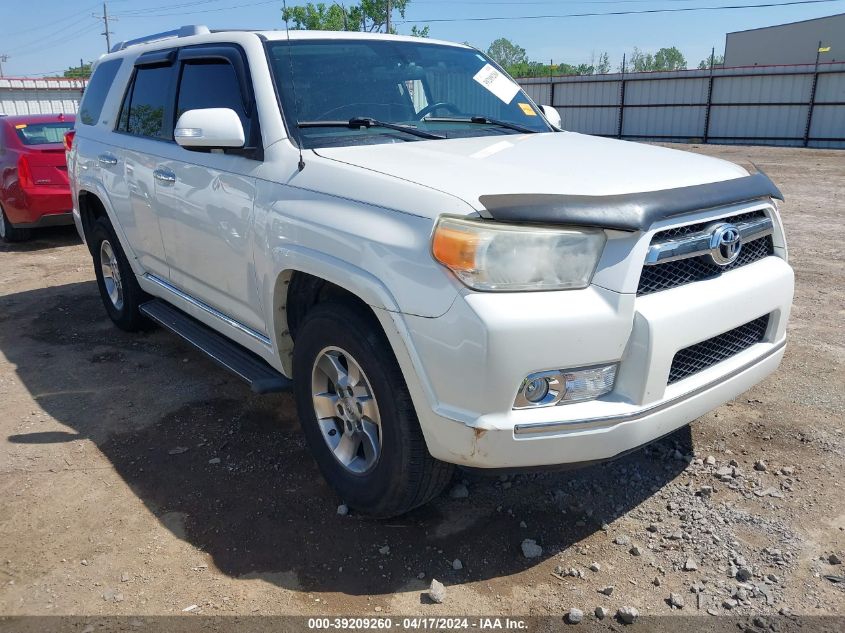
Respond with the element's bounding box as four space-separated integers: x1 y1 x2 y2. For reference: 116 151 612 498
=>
78 58 123 126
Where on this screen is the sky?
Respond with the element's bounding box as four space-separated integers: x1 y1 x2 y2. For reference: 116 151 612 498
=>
1 0 843 77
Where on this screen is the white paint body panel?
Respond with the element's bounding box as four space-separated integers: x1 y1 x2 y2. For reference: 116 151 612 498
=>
68 31 795 470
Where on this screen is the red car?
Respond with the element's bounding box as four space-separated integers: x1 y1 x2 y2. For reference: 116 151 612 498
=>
0 113 75 242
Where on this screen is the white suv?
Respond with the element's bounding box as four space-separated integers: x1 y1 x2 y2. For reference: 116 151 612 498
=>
67 26 794 517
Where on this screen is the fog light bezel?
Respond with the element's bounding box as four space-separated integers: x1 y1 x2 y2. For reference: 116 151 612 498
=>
513 363 618 409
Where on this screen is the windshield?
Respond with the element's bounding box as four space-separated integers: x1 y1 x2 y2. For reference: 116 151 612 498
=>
267 39 551 148
14 121 73 146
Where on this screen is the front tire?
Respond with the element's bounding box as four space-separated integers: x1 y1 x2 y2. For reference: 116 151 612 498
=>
0 203 32 243
90 216 149 331
293 302 454 517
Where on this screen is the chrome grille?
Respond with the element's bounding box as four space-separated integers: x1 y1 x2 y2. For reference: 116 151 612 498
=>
638 210 774 295
668 315 769 384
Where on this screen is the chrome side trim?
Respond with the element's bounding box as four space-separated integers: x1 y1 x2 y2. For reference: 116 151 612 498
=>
143 273 272 347
513 340 786 437
645 217 773 266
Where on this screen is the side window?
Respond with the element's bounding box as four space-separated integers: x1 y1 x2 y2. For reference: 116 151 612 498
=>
78 58 122 126
176 61 250 135
118 65 173 139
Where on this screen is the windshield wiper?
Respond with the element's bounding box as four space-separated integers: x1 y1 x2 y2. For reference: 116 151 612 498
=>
424 115 539 134
298 117 445 140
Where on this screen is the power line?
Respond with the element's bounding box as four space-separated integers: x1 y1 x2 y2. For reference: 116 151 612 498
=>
11 23 102 59
4 13 95 55
0 4 100 39
114 0 281 19
400 0 845 22
113 0 228 15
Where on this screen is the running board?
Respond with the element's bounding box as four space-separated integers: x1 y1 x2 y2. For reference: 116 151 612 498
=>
139 300 291 394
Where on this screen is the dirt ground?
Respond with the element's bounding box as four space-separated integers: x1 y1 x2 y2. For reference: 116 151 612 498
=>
0 144 843 628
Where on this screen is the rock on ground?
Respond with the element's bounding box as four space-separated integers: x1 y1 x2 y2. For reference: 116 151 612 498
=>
521 539 543 559
428 579 446 604
617 606 639 624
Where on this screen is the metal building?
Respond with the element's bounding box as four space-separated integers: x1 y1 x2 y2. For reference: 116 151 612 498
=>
0 77 87 116
725 13 844 66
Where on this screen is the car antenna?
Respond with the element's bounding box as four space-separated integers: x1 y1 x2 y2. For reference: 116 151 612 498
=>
282 0 305 171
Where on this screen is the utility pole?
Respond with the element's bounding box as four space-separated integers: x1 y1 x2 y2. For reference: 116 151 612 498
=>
93 2 116 53
0 54 8 78
385 0 391 34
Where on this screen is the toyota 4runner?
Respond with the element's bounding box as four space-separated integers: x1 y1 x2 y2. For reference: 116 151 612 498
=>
67 26 794 517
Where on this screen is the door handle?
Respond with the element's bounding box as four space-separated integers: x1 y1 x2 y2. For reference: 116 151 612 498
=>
97 153 118 166
153 168 176 184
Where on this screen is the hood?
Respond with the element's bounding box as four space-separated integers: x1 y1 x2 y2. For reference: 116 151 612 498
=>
314 132 750 214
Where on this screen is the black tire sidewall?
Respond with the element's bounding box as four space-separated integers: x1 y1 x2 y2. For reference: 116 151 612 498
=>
0 203 31 242
292 303 421 515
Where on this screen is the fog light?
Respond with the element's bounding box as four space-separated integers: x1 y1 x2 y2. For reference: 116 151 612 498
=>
524 377 550 403
513 364 617 409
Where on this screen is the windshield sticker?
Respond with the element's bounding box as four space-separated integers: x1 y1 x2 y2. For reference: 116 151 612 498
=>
518 103 537 116
473 64 520 104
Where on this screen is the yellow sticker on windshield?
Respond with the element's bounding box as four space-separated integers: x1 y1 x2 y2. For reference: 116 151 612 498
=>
518 103 536 116
15 124 27 129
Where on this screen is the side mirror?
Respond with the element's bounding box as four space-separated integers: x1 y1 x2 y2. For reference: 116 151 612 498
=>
174 108 245 149
540 105 562 130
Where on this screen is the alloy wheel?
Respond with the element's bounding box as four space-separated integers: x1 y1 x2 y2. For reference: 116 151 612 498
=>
99 239 124 310
311 346 382 474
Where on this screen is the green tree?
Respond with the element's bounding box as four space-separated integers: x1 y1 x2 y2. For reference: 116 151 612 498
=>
698 53 725 70
281 2 350 30
627 46 687 72
486 38 528 69
63 62 92 79
282 1 422 33
594 52 610 75
654 47 687 70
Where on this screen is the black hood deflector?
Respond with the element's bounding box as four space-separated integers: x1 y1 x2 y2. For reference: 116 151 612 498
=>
477 169 783 232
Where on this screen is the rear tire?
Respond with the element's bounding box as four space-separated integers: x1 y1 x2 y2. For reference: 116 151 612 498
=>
90 216 150 331
0 203 32 243
292 301 454 517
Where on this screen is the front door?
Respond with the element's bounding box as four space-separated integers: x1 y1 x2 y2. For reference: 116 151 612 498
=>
152 48 266 334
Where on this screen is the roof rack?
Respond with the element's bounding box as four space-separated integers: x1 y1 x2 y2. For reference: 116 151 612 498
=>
110 25 211 53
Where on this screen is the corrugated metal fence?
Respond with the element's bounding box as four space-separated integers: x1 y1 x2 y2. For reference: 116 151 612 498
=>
0 77 87 116
518 62 845 149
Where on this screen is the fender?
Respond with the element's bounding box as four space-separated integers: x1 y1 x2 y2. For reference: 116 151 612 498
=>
267 243 404 376
75 176 146 278
267 243 453 414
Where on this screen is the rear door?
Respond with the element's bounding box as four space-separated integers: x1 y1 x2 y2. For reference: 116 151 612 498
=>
151 45 265 334
111 51 177 281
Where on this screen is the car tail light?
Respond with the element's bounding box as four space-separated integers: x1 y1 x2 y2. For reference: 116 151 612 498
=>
63 129 76 152
18 156 34 189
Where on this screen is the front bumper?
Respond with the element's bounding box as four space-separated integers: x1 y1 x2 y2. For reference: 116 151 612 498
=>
402 256 794 469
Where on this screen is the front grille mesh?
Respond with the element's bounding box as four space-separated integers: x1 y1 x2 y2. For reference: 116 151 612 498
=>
637 210 774 295
668 315 770 384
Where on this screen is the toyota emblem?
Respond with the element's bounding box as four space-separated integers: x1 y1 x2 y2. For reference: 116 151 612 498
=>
708 223 743 266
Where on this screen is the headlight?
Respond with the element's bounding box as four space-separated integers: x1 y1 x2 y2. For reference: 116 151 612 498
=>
432 216 606 291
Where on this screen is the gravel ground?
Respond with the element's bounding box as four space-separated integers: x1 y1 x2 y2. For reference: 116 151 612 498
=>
0 144 843 627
